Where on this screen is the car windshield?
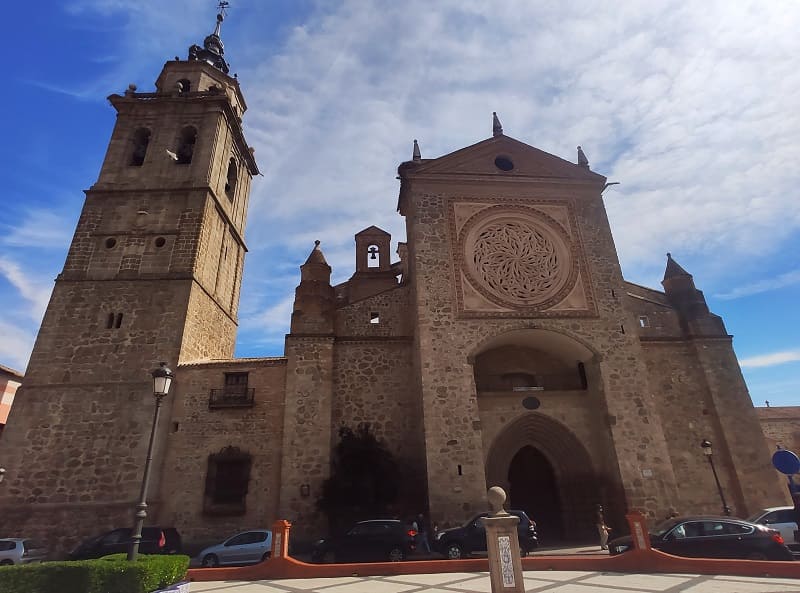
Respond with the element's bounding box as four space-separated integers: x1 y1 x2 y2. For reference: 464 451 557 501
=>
745 510 766 522
650 518 681 536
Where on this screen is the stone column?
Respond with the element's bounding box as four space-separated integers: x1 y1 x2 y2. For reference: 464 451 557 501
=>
482 487 525 593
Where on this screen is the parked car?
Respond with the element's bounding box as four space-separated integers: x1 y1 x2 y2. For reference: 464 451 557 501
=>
432 510 538 559
747 506 798 547
312 519 417 563
69 526 182 560
608 516 794 561
198 529 272 568
0 538 47 565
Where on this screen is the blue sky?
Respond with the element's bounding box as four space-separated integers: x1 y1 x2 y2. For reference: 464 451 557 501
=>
1 1 798 407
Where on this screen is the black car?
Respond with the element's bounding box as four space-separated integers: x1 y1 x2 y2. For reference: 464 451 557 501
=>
311 519 416 563
608 516 794 561
69 526 182 560
432 510 538 559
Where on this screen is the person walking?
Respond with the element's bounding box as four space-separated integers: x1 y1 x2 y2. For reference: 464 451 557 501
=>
596 504 611 550
414 513 432 554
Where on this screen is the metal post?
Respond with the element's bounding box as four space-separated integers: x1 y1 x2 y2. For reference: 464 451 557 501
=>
707 454 731 516
127 394 165 561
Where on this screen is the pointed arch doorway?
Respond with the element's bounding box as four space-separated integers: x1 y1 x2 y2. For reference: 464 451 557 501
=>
485 412 599 543
508 445 564 541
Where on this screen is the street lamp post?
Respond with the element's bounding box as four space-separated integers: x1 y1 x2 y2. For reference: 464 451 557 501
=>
700 439 731 516
127 362 174 562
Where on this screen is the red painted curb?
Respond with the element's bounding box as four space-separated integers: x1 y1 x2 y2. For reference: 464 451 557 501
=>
187 549 800 582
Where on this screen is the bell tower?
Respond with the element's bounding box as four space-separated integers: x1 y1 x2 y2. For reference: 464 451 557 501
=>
0 8 258 553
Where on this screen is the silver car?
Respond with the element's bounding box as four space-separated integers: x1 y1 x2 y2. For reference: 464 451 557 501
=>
0 538 47 565
198 529 272 567
747 506 798 546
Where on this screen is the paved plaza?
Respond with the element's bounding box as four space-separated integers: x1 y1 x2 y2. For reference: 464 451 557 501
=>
190 570 800 593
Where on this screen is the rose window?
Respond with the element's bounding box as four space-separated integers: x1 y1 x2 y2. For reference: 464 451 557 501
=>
462 208 574 308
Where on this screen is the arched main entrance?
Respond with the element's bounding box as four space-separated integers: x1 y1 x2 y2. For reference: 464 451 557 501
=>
485 412 599 543
508 445 563 541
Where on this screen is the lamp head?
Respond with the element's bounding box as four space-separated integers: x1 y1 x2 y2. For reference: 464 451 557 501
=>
151 362 174 398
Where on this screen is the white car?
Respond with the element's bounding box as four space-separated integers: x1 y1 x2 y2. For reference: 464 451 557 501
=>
747 506 798 545
0 538 47 565
198 529 272 568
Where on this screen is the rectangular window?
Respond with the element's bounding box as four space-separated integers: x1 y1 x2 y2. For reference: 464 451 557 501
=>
203 447 252 515
638 316 650 328
370 312 380 324
209 373 254 409
224 372 249 391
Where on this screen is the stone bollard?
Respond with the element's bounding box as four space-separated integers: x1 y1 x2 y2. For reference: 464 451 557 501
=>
481 486 525 593
271 519 292 559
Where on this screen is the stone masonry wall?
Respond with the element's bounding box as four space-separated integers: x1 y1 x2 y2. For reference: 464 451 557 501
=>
332 340 425 485
0 278 195 555
279 337 334 541
758 407 800 453
692 340 788 512
158 359 286 547
640 341 750 514
405 178 680 526
334 285 413 336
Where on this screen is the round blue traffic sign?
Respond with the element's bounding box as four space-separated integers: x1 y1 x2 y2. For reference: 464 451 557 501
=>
772 449 800 475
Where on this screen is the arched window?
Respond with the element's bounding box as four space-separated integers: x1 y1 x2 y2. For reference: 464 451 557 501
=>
367 244 380 268
177 78 191 94
129 128 151 166
225 158 238 199
176 126 197 165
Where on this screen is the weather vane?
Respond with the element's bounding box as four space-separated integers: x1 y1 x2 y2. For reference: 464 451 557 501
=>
217 1 229 18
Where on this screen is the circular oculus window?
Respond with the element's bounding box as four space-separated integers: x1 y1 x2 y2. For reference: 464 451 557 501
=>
494 155 514 171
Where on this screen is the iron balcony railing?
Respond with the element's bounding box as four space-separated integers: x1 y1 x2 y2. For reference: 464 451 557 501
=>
209 388 255 409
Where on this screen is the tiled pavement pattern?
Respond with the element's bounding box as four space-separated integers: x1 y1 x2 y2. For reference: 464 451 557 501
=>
191 571 800 593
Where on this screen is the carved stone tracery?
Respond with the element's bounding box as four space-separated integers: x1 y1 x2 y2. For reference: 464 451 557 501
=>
472 221 561 301
461 205 576 310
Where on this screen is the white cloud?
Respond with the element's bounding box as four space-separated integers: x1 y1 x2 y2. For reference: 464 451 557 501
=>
740 350 800 369
10 1 800 373
0 320 34 372
715 270 800 300
2 209 74 249
0 258 52 322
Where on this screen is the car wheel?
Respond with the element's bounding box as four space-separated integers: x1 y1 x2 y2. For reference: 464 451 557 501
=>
388 547 404 562
0 559 13 566
445 542 463 560
746 552 768 561
201 554 219 568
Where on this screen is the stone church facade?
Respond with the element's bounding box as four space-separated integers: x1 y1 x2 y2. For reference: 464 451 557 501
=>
0 17 788 554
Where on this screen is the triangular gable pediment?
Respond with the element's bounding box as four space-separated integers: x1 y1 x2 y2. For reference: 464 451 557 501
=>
410 135 605 182
356 225 390 237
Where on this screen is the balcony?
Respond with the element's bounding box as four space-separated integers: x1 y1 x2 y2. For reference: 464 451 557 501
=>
209 388 255 409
